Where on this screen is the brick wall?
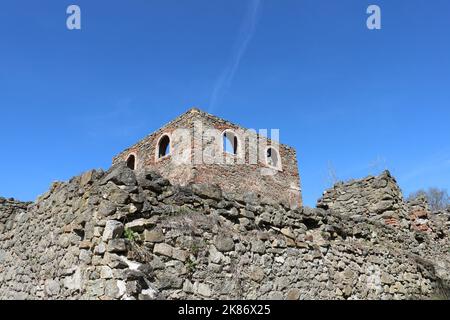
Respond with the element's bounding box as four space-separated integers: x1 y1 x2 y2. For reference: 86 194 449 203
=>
112 108 302 208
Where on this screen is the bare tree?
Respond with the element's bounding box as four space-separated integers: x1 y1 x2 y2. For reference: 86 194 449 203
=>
408 188 449 212
407 189 427 201
368 155 387 175
427 188 449 212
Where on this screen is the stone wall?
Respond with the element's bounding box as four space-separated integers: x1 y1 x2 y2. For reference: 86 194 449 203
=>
317 171 410 228
112 108 302 208
0 197 31 235
1 164 449 300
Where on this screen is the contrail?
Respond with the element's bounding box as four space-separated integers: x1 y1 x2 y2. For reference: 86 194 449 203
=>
209 0 262 112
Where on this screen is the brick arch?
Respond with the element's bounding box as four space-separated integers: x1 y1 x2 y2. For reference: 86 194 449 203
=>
222 129 239 155
126 152 137 170
155 133 172 161
265 146 282 170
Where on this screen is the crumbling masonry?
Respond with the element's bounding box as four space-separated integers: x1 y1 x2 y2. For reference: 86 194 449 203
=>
0 109 449 300
0 164 449 300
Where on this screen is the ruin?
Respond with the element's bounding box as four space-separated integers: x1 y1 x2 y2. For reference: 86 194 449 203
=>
0 165 449 300
0 109 449 300
112 108 302 208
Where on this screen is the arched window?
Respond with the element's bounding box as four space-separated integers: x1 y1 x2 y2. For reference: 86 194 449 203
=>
126 154 136 170
266 147 280 169
223 131 238 155
158 135 171 158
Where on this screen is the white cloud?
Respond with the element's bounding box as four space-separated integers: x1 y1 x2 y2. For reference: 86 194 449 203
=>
209 0 262 112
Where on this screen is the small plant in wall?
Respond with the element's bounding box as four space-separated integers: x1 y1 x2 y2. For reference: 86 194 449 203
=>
124 228 140 242
189 238 208 257
190 242 200 256
185 257 197 274
124 228 153 264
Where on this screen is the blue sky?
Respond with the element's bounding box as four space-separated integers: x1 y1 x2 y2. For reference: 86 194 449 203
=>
0 0 449 206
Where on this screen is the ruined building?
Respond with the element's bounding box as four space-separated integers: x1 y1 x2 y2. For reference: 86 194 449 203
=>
1 109 449 300
1 166 449 300
112 108 302 208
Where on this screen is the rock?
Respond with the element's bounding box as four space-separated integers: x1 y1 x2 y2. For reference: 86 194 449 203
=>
79 249 92 264
104 253 128 269
100 162 137 186
295 241 308 249
150 256 165 270
117 280 127 298
337 193 354 201
105 280 120 299
239 217 251 228
172 248 189 262
100 266 114 279
197 283 212 297
94 227 103 237
381 272 394 285
373 177 388 188
105 182 130 205
286 288 300 300
343 285 352 297
64 268 82 291
258 212 272 224
153 243 173 258
107 239 128 253
214 235 234 252
281 227 295 239
94 243 106 255
249 266 265 282
208 245 225 264
240 209 255 219
124 205 137 217
142 170 163 181
275 256 285 264
373 200 394 214
45 280 61 296
268 291 284 300
285 237 296 247
243 192 260 205
142 181 163 193
257 232 270 241
88 280 105 297
229 207 239 218
79 240 91 249
144 229 165 243
251 240 266 254
0 249 6 263
126 218 156 232
191 184 222 201
102 220 124 241
216 208 239 219
98 201 117 217
272 239 287 248
158 274 183 289
139 287 158 300
343 268 355 281
80 170 95 187
126 280 142 295
183 280 195 293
